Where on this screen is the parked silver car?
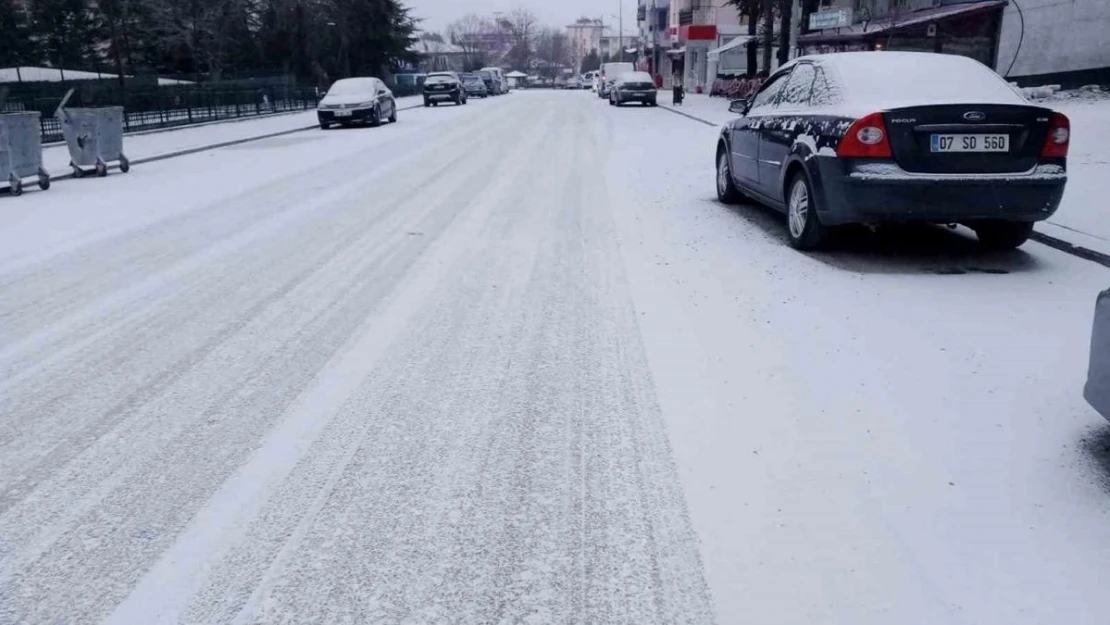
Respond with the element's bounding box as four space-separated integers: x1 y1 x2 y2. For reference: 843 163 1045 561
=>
1086 289 1110 421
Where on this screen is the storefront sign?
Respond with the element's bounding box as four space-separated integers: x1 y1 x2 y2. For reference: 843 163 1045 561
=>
808 8 853 30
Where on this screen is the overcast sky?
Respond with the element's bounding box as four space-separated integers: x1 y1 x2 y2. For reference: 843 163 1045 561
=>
406 0 639 36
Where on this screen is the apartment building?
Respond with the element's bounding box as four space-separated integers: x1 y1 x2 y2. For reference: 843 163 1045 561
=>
653 0 746 90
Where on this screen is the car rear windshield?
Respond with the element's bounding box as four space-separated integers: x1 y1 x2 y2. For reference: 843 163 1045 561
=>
426 75 454 85
827 53 1026 108
326 79 373 96
620 73 654 85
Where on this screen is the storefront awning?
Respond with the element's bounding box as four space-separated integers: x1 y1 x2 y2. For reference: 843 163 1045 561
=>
708 36 755 62
666 47 687 57
797 0 1006 45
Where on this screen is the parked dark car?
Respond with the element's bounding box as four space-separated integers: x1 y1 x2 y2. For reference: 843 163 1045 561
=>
609 71 658 107
1087 289 1110 422
715 52 1070 250
460 74 489 98
476 70 497 95
317 77 397 129
424 73 467 107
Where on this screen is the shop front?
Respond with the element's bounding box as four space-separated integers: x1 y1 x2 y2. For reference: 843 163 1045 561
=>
797 0 1007 70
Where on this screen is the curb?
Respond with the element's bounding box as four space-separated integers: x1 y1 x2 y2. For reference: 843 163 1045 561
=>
653 103 1110 271
44 103 426 184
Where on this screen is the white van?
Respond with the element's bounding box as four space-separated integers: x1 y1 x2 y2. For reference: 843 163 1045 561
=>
597 62 635 98
481 67 506 95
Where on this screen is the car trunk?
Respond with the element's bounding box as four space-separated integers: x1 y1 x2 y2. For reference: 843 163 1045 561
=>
883 104 1053 174
622 82 656 92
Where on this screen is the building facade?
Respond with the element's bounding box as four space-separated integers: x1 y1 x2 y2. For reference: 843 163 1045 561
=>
996 0 1110 86
653 0 746 90
567 18 607 72
797 0 1007 69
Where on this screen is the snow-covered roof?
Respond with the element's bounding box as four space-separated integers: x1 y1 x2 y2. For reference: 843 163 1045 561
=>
409 40 465 55
0 66 192 85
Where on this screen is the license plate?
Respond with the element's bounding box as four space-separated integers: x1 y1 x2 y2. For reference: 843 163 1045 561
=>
334 110 352 117
931 134 1008 153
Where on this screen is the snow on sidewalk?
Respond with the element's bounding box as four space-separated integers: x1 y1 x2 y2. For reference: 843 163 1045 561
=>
40 95 423 177
663 93 1110 258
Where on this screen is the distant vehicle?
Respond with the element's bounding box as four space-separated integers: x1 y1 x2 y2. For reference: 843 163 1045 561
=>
460 74 489 98
597 62 634 98
1087 289 1110 422
476 70 496 94
565 76 583 89
423 73 467 107
481 67 506 95
609 71 657 107
715 52 1070 250
317 77 397 129
554 76 567 89
583 71 597 91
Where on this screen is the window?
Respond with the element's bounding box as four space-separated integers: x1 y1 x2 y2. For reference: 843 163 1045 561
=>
776 63 817 108
748 72 789 112
808 67 841 106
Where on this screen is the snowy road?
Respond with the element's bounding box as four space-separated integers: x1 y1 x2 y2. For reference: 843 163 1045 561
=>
2 91 1110 625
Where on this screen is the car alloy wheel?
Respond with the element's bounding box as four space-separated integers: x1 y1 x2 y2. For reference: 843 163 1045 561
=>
785 173 829 250
788 178 809 240
716 151 741 204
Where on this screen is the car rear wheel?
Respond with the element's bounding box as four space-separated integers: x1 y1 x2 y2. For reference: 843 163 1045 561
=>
716 151 742 205
786 172 829 251
973 221 1034 250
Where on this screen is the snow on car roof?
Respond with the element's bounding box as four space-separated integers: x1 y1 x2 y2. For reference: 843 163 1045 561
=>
617 71 654 82
796 52 1027 114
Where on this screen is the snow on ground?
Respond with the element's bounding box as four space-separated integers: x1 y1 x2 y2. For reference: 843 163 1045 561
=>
604 96 1110 623
1 90 1109 625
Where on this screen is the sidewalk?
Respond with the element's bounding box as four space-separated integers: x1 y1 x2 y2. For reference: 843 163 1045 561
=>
41 95 424 178
661 94 1110 259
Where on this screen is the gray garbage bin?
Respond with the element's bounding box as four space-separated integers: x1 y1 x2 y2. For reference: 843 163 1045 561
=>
0 112 50 196
1086 289 1110 422
56 106 130 178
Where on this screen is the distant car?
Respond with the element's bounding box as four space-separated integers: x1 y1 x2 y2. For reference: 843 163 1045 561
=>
460 74 488 98
554 77 567 89
481 67 507 95
1087 289 1110 422
317 77 397 129
609 71 657 107
423 73 467 107
715 52 1070 251
598 62 634 98
566 76 583 89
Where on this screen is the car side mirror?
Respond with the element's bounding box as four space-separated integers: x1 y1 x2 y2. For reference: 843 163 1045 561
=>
729 98 750 115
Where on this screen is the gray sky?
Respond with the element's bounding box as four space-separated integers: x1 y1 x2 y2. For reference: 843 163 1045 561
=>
406 0 639 36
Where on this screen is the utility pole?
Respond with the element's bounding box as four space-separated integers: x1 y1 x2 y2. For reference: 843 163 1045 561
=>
619 0 623 62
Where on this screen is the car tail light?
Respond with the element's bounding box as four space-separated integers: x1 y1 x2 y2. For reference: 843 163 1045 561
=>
1041 112 1070 158
837 112 893 158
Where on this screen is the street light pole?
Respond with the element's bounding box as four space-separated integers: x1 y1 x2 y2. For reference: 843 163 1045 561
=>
619 1 623 62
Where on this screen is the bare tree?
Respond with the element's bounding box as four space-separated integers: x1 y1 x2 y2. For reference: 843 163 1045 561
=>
446 13 491 69
500 7 537 70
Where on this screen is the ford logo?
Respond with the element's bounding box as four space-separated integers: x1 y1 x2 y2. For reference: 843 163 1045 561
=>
963 111 986 121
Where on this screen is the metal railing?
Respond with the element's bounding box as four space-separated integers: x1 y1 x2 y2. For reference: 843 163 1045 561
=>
6 83 321 144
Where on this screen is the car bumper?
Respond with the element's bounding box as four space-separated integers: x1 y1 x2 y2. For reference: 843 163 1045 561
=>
1087 290 1110 422
317 108 376 123
424 91 460 101
616 91 657 102
814 158 1067 225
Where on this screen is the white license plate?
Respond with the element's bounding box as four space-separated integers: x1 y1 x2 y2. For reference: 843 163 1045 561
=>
931 134 1008 153
334 110 352 117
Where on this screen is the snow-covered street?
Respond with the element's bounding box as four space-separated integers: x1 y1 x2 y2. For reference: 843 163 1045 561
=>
2 90 1110 624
